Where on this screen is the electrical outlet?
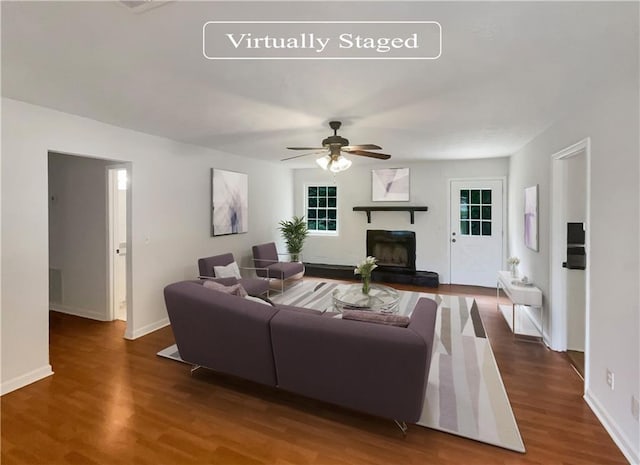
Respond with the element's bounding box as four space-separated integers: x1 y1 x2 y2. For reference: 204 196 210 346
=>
606 369 614 390
632 396 639 422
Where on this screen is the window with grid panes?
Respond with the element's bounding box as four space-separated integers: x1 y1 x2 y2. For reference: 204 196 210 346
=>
306 185 338 233
459 189 492 236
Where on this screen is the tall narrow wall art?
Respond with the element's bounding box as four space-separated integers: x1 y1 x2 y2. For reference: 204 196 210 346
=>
211 169 248 236
524 184 538 251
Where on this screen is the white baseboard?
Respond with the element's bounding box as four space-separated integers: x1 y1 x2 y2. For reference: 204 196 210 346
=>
1 364 54 396
126 317 169 340
50 303 107 321
585 388 639 464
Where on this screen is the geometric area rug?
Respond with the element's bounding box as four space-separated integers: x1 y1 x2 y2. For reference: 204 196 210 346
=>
413 293 526 453
158 280 525 453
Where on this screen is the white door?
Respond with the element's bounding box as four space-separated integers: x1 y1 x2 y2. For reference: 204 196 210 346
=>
450 179 503 287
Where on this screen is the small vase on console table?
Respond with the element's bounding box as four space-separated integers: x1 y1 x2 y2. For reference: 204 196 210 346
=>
507 256 520 278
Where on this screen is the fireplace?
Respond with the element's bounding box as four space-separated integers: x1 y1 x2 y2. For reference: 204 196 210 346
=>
366 230 416 272
302 229 438 288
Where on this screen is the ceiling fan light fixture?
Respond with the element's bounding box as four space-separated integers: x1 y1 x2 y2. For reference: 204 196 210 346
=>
330 155 352 172
316 155 331 170
285 121 389 169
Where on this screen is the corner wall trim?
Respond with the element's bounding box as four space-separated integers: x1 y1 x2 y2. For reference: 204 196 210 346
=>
584 389 639 464
1 365 54 396
126 317 170 340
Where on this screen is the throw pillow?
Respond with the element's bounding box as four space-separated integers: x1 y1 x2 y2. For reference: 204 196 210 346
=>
244 295 274 306
342 310 410 327
213 261 241 279
202 279 248 297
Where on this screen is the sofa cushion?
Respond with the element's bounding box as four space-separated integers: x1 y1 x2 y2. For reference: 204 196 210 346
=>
202 279 248 297
214 261 241 279
342 310 410 327
265 261 304 279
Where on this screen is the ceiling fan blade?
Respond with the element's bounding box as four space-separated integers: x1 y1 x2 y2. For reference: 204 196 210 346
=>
342 144 382 151
281 150 326 161
345 150 391 160
286 146 325 151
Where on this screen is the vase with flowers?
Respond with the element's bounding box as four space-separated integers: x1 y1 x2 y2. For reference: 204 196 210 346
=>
507 256 520 278
354 256 378 294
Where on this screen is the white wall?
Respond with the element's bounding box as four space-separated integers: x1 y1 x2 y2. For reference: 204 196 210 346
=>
294 158 509 282
508 79 639 461
1 97 293 394
48 153 113 320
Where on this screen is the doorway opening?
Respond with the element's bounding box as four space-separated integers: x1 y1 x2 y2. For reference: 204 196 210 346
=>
550 138 590 388
48 152 132 338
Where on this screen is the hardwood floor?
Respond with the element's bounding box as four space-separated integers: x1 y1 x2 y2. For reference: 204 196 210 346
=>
1 281 627 465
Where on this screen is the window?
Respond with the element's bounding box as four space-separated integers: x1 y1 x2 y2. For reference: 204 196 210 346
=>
460 189 492 236
306 185 338 233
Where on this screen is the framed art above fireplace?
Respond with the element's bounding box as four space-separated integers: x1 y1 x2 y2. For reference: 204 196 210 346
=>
372 168 410 201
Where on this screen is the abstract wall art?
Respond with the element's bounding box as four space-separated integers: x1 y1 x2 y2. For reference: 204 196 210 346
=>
524 184 538 251
211 169 248 236
372 168 410 201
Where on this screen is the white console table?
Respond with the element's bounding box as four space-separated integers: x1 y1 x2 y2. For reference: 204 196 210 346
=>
496 271 543 340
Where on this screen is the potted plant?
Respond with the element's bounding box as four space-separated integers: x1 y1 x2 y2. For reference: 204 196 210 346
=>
278 215 309 262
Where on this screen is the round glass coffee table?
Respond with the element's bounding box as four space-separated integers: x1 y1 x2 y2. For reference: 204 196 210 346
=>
332 283 400 314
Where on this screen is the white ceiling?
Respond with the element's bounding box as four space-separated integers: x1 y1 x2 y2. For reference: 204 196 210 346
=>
2 1 637 167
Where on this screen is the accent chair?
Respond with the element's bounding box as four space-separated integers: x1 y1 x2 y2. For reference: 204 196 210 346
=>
251 242 305 293
197 252 270 297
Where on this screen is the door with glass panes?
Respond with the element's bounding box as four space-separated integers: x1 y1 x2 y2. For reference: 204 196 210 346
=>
450 179 503 287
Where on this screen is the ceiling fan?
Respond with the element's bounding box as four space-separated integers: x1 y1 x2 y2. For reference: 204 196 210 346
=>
282 121 391 172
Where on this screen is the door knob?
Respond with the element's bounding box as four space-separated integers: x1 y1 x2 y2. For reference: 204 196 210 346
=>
452 239 456 243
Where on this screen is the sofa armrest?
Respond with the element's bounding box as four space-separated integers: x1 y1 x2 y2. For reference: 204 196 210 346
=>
164 281 280 386
270 301 437 422
408 298 439 385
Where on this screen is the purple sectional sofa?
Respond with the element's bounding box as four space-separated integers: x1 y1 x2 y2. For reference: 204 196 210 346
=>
163 280 438 425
